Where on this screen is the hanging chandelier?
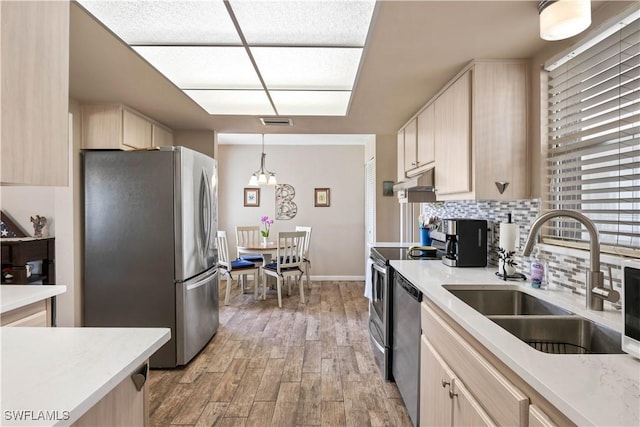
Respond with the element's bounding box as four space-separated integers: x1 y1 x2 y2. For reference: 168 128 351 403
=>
248 134 277 186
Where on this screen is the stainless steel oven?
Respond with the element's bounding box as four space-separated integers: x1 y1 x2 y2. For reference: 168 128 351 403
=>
368 245 445 382
368 248 392 380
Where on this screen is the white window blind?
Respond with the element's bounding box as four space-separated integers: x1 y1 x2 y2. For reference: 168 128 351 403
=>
544 10 640 254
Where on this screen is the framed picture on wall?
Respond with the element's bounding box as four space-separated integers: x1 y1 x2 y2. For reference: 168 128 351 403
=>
244 188 260 207
314 188 330 207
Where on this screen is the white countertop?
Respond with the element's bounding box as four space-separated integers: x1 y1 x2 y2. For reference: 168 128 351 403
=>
390 260 640 427
0 327 170 426
1 285 67 313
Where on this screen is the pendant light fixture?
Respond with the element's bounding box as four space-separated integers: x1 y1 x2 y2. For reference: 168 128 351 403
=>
538 0 591 41
248 134 277 186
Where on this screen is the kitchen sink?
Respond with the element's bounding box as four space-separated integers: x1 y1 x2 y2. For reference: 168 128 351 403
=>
489 316 624 355
445 288 573 316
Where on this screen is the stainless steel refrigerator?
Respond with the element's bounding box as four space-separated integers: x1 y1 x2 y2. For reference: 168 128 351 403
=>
83 147 219 368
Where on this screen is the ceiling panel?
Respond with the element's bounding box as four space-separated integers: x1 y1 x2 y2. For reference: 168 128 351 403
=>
229 0 376 46
252 47 362 90
271 91 352 116
184 90 275 115
133 46 262 89
77 0 241 44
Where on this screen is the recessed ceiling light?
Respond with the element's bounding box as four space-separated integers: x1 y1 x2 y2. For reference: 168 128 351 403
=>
77 0 377 117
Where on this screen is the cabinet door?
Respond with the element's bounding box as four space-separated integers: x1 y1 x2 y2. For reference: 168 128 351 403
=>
473 62 528 200
417 104 435 167
123 109 152 149
452 379 495 427
82 105 123 149
1 1 69 186
404 119 418 172
397 129 406 183
421 336 453 427
434 71 471 196
152 124 173 147
528 405 556 427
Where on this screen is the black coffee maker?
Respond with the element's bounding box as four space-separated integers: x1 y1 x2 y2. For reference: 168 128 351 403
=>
442 219 487 267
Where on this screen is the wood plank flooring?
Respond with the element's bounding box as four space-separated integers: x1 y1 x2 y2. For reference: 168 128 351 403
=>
149 280 412 427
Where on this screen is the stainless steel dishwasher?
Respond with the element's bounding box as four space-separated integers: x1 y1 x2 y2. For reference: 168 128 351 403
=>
392 271 422 427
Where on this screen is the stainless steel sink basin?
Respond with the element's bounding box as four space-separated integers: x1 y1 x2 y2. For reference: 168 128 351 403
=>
445 288 573 316
489 316 624 354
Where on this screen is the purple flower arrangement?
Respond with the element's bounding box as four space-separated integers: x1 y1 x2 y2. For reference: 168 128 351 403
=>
260 215 274 238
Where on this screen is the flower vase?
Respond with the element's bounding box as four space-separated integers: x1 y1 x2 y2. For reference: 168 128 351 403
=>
262 236 268 245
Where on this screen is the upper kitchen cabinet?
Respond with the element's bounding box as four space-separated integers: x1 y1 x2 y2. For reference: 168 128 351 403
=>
434 71 472 197
397 129 406 183
435 60 529 201
82 104 173 150
398 104 436 180
1 1 70 186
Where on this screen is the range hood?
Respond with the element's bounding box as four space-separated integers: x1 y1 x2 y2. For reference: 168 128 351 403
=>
393 169 437 203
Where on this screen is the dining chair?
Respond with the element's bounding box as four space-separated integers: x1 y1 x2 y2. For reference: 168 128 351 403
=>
261 231 306 308
217 231 262 305
295 226 312 290
235 225 263 265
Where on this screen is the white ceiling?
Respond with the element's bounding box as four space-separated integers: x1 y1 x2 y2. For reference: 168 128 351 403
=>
68 1 598 135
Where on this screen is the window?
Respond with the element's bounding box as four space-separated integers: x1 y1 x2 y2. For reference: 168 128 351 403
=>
544 7 640 256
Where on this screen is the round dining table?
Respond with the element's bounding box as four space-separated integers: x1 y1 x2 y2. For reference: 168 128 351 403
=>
237 241 278 266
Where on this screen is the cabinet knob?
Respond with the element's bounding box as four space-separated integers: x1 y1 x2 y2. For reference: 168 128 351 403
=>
411 162 417 166
131 363 149 391
448 389 458 399
441 379 450 388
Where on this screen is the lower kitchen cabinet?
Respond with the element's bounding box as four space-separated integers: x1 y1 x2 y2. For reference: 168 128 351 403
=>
421 335 494 426
0 300 50 327
421 299 574 427
528 405 556 427
72 362 149 426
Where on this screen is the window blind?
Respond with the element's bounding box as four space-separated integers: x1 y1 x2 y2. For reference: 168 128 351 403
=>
544 11 640 254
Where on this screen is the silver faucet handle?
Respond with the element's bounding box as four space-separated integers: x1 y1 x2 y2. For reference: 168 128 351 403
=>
592 267 621 304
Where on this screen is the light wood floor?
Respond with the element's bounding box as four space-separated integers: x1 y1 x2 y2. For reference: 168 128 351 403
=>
149 280 413 427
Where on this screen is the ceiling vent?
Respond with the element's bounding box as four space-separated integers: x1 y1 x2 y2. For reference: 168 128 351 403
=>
260 117 293 127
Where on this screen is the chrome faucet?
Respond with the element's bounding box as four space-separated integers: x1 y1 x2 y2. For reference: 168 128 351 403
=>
522 209 619 311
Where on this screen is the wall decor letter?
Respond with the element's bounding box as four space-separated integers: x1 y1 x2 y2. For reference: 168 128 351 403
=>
275 184 297 220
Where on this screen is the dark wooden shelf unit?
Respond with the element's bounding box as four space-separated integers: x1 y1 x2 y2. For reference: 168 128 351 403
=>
1 238 55 284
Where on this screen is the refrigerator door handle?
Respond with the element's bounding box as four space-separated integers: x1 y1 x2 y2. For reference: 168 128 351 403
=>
200 168 213 259
186 270 218 291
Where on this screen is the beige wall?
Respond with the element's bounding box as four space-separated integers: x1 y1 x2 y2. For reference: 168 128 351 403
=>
174 129 216 158
217 143 366 279
375 134 400 242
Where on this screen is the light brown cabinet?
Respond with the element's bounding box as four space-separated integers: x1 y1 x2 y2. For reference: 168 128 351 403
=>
434 70 472 196
1 300 51 327
397 59 529 201
397 130 406 183
436 61 529 200
82 104 173 150
421 335 494 426
397 105 436 180
1 0 70 186
421 298 575 427
152 124 174 147
73 363 149 426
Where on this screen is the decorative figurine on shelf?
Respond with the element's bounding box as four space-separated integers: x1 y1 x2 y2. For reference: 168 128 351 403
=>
30 215 48 238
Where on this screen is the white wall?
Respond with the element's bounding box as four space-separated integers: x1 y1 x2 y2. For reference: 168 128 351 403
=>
217 139 367 279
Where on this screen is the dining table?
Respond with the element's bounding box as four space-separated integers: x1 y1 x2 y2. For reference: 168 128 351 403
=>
237 241 279 267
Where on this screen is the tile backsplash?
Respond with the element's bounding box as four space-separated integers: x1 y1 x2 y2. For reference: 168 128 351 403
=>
422 199 626 300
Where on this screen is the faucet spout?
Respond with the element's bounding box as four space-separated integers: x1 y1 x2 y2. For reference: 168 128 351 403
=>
522 209 609 311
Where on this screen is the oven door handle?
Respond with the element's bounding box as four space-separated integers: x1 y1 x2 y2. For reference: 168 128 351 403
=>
372 263 386 275
368 318 385 352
